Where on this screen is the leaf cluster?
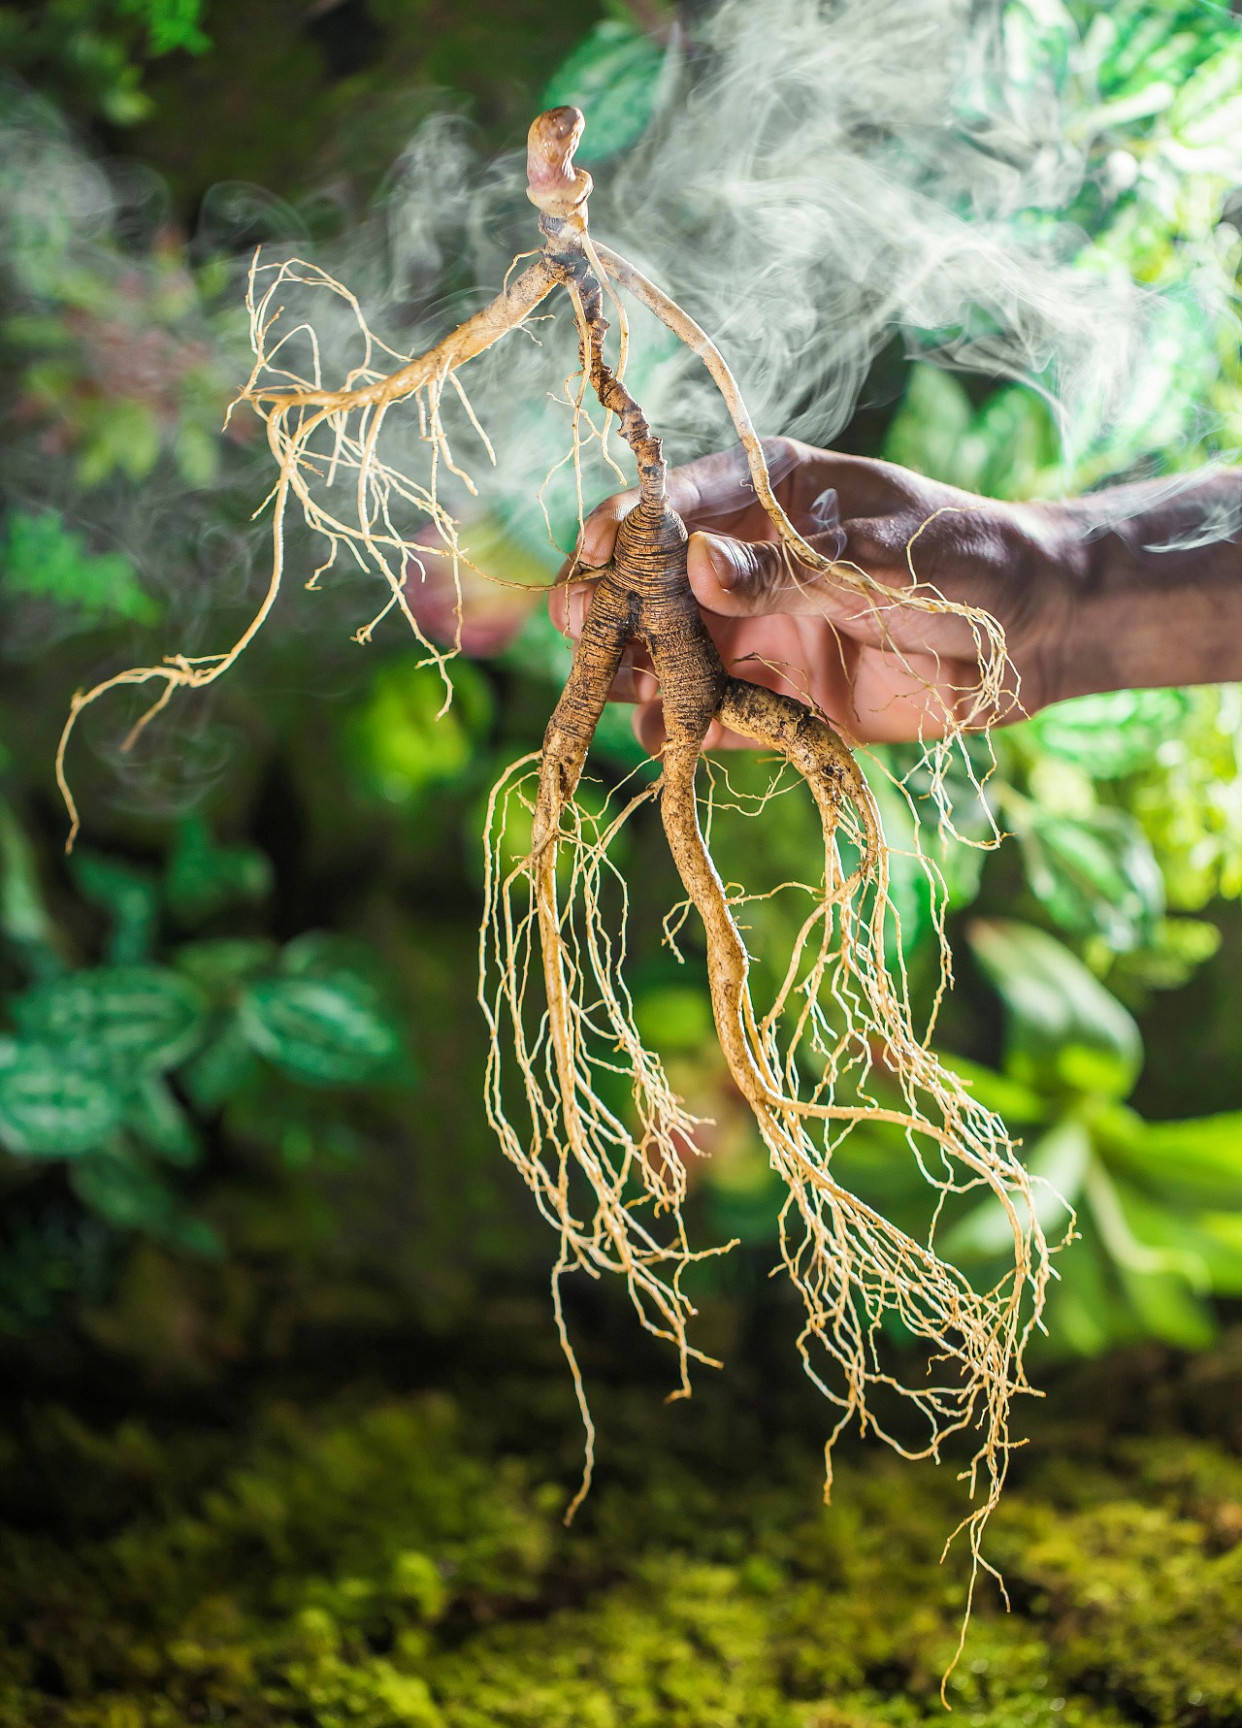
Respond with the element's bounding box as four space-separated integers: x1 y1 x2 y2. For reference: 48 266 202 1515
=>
0 801 412 1332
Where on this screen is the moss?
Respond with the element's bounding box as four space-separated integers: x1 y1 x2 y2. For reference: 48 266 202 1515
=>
0 1379 1238 1727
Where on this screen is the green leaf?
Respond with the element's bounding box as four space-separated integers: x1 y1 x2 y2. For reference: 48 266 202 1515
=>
1085 1166 1215 1349
99 84 153 128
70 1153 220 1255
14 966 207 1072
0 1040 123 1156
1114 1260 1214 1350
0 798 58 965
973 386 1060 500
1110 1111 1242 1211
1096 11 1197 94
883 364 976 489
633 985 715 1053
117 0 211 56
1043 1231 1132 1357
1195 1211 1242 1296
1015 688 1191 779
75 397 163 487
943 1115 1087 1257
278 932 389 986
1168 39 1242 150
1018 808 1163 951
541 20 672 164
172 937 279 997
1109 916 1222 992
238 974 402 1085
2 313 76 349
2 509 160 627
346 660 492 809
71 851 159 964
939 1054 1048 1124
123 1074 200 1167
969 919 1142 1099
165 814 271 926
1114 1179 1242 1300
173 420 219 486
178 1016 259 1113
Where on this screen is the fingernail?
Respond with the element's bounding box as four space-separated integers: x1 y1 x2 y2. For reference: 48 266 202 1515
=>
699 533 738 590
568 589 586 636
578 522 611 567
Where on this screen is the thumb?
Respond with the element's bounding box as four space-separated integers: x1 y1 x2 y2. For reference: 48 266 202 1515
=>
687 527 851 618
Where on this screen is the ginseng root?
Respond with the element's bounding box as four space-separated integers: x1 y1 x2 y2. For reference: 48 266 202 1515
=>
58 107 1054 1669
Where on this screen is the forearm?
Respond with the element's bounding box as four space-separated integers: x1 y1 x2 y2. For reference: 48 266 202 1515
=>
1023 469 1242 704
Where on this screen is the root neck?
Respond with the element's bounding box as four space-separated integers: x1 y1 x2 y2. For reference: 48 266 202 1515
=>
542 212 666 513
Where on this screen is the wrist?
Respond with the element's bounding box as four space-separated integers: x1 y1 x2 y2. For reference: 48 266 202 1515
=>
1024 475 1242 702
999 500 1086 715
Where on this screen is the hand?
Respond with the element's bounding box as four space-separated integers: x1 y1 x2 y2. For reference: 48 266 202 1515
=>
549 438 1074 751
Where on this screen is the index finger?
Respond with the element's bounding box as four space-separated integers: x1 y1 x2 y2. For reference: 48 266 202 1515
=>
548 574 597 638
577 437 808 566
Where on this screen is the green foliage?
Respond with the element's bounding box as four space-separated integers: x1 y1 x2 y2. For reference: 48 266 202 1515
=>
0 1037 125 1157
346 660 494 810
239 958 403 1086
15 964 208 1068
1015 806 1163 953
952 921 1242 1354
540 19 674 166
1 101 238 492
1 509 160 628
1018 688 1193 781
1128 687 1242 909
3 1377 1242 1725
770 909 1242 1358
117 0 210 57
165 812 271 924
0 803 413 1311
845 0 1242 1363
878 0 1242 1007
0 0 210 129
969 919 1142 1100
884 367 1062 503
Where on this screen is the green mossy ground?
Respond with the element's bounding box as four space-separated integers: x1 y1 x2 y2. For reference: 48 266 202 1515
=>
2 1340 1241 1728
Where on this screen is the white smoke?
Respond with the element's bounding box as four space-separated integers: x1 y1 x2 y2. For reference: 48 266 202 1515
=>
292 0 1235 568
3 2 1239 626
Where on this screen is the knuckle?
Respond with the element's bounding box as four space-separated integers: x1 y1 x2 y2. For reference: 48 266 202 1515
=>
760 434 798 466
843 519 904 571
759 435 804 486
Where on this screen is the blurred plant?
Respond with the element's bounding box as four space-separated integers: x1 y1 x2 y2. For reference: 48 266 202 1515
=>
3 221 239 491
0 0 210 129
947 920 1242 1355
2 506 160 630
0 799 413 1332
700 916 1242 1357
541 13 678 166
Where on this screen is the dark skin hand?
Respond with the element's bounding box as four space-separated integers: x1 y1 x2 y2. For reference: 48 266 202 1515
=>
549 437 1242 751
